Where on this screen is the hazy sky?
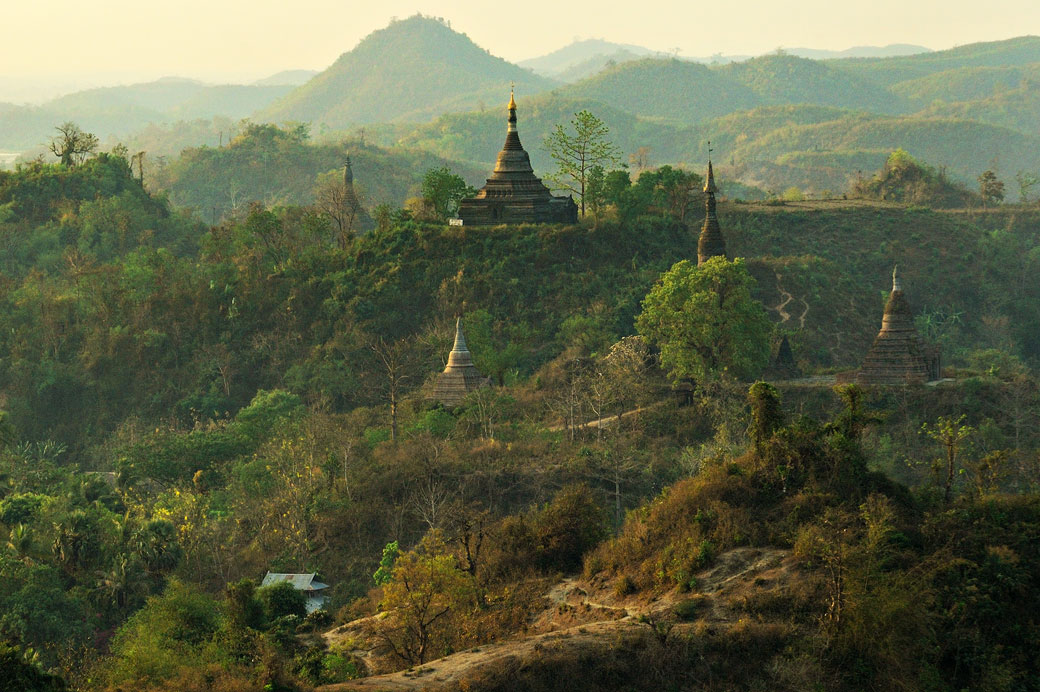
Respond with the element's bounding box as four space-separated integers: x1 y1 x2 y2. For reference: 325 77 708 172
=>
3 0 1039 89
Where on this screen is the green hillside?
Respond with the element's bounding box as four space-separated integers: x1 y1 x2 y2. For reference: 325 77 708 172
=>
706 113 1040 194
257 15 556 127
831 35 1040 86
560 58 757 122
717 54 911 114
152 123 487 224
891 63 1040 106
395 97 1040 198
916 82 1040 137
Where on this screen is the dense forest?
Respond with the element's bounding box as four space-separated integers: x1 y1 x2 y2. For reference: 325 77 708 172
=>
0 118 1038 692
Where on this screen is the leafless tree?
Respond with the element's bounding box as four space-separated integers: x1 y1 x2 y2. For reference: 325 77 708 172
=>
49 122 98 167
370 336 415 442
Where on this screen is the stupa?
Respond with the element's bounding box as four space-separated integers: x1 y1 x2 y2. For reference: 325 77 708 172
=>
456 91 577 226
432 318 492 407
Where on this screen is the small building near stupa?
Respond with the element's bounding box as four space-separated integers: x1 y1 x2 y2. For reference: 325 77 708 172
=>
767 334 802 380
456 91 578 226
432 318 491 407
855 267 941 385
697 159 728 266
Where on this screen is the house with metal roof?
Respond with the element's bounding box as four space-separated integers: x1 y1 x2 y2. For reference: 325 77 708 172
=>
260 572 331 613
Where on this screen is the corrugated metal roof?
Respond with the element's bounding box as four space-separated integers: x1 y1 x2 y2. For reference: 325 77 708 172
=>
261 572 329 591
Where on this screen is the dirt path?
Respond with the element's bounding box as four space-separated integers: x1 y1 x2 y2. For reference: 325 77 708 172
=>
773 272 810 329
317 547 792 692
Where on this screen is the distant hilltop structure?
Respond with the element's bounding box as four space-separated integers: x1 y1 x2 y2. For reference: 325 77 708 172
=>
854 266 941 385
456 90 578 226
432 318 492 407
343 156 374 233
697 156 727 266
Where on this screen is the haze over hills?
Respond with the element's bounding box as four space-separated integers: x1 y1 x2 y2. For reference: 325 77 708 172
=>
252 69 319 86
5 14 1040 207
257 15 556 128
520 39 933 82
518 39 669 78
0 76 295 151
785 43 932 60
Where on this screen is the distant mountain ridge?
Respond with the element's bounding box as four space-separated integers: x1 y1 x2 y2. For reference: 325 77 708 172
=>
0 75 298 152
257 15 556 128
519 39 933 83
518 39 668 78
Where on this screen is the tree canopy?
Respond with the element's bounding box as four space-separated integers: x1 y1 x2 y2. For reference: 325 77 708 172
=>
636 257 772 383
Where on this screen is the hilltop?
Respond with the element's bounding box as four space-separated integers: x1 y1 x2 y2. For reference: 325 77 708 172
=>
257 15 555 127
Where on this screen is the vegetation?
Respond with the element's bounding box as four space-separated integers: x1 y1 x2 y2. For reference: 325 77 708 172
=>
1 29 1040 692
256 15 554 127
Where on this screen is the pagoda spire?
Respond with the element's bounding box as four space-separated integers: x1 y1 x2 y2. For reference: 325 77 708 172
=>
697 142 727 266
432 315 491 407
857 265 940 384
343 156 354 186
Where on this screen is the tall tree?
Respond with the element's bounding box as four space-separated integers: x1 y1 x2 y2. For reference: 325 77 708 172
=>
636 257 771 383
978 170 1005 208
544 110 621 217
48 122 98 167
420 167 474 220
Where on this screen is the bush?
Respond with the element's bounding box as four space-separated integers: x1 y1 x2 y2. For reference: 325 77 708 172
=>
533 484 608 573
257 581 307 620
674 596 707 621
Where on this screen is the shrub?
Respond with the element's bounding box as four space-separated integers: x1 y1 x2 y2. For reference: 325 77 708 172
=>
257 581 307 620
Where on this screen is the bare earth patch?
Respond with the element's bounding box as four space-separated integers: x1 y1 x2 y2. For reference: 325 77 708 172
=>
317 547 796 692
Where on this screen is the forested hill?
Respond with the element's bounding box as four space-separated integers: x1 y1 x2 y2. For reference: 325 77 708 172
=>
148 123 487 224
257 15 556 127
829 35 1040 86
1 148 1039 692
3 152 1039 452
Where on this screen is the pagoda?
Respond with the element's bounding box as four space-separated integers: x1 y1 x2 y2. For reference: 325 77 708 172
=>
457 91 577 226
432 318 491 407
856 267 941 385
697 158 727 266
343 156 374 232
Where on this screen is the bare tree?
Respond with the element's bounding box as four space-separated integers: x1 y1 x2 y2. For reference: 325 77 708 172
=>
370 336 416 442
314 164 366 248
49 122 98 167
